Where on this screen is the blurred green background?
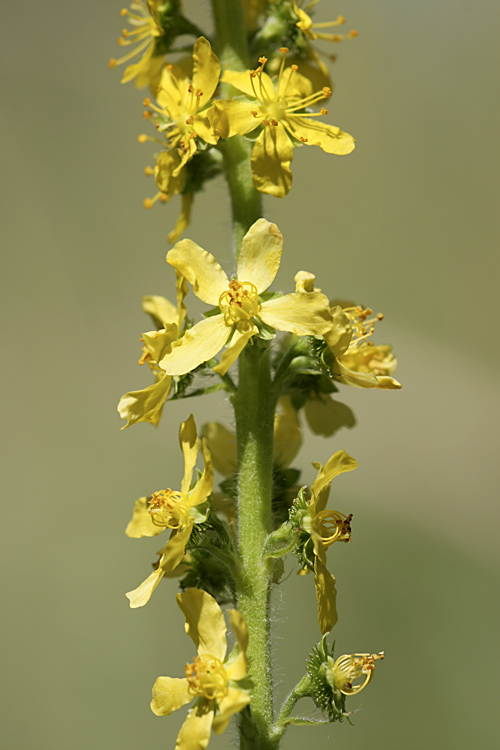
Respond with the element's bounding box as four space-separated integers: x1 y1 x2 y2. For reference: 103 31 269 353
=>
1 1 499 748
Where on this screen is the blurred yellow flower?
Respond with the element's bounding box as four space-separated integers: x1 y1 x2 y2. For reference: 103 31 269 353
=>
151 588 251 748
109 1 165 87
210 49 354 197
293 1 358 79
117 272 188 428
302 450 357 634
160 219 334 376
125 415 213 607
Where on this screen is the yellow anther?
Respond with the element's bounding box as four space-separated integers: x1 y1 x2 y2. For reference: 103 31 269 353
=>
186 115 194 125
338 15 346 24
118 37 126 46
219 280 260 326
195 89 203 97
279 47 289 54
120 8 127 16
108 58 117 69
138 134 148 143
291 64 298 71
149 489 189 529
143 198 153 209
250 110 259 117
143 97 151 106
160 194 168 203
188 84 194 93
122 28 129 38
262 119 270 126
377 313 384 321
322 87 332 97
258 56 268 64
185 654 228 701
144 166 154 176
270 119 278 126
349 30 359 38
143 111 151 119
320 108 328 115
300 136 308 142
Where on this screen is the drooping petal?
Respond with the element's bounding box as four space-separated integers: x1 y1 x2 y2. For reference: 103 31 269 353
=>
375 375 402 389
273 396 302 467
237 219 283 293
151 677 192 716
224 609 248 682
212 688 251 735
259 292 332 336
180 414 199 496
143 323 179 364
176 588 227 661
251 124 293 198
117 373 173 428
314 557 338 634
175 702 214 750
126 497 164 538
324 305 353 357
192 112 218 145
126 567 164 608
310 450 358 516
154 150 186 197
187 437 214 508
285 117 355 155
159 315 230 376
304 396 356 437
209 100 260 138
169 193 194 244
192 37 221 109
159 520 195 574
212 324 258 376
175 271 189 329
200 423 237 476
167 240 229 305
142 294 178 328
174 137 198 176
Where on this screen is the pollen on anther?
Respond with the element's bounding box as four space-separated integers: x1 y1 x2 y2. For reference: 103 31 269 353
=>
108 59 117 69
143 97 151 106
144 166 154 176
300 136 308 142
120 8 127 16
262 119 270 126
291 64 298 71
349 30 359 38
138 134 148 143
143 198 153 209
160 194 168 203
270 119 278 126
320 108 328 115
323 87 332 97
122 28 129 38
377 313 384 321
258 56 268 64
143 111 151 119
279 47 289 54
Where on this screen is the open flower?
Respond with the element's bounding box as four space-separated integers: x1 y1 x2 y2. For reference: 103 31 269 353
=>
209 48 354 197
109 1 165 87
117 272 188 428
293 1 358 80
301 450 358 634
125 415 213 607
159 219 334 376
151 588 251 749
325 651 385 695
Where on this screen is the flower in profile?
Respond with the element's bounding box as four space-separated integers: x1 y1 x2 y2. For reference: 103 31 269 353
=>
325 651 385 695
326 303 402 389
299 450 358 634
210 49 354 197
293 1 358 79
109 1 165 87
159 219 335 376
125 415 213 607
151 588 251 748
117 272 188 428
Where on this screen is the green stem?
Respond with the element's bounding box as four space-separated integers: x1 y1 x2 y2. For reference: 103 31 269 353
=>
210 0 262 260
272 674 313 739
233 343 278 750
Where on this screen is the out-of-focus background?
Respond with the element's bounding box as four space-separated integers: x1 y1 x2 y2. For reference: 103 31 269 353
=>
1 1 499 748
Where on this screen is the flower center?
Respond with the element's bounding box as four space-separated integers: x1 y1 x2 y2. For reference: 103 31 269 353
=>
326 652 385 695
148 489 189 529
218 280 260 326
185 654 229 701
315 510 353 547
342 305 385 351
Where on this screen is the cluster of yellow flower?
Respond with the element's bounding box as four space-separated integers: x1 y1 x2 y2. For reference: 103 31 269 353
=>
112 2 395 746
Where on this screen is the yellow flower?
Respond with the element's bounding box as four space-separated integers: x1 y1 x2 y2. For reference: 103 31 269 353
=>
301 450 358 634
109 1 165 88
151 588 251 748
326 651 384 695
293 1 358 80
159 219 335 376
117 272 188 428
326 303 402 389
125 415 213 607
210 49 354 197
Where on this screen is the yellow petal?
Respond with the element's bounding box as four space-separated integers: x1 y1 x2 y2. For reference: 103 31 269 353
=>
200 423 237 476
192 37 221 109
154 150 186 197
187 437 214 508
176 588 227 661
273 396 302 467
142 294 178 328
221 69 274 100
212 688 251 735
314 558 338 634
180 414 198 496
251 124 293 198
209 100 260 138
143 324 178 363
333 359 380 388
125 497 164 538
280 67 314 100
167 240 228 305
294 270 319 293
175 271 189 330
228 608 249 654
259 292 332 336
324 306 353 356
174 137 197 176
175 702 214 750
375 375 402 389
212 324 258 376
159 315 230 375
159 520 195 574
192 112 218 145
237 219 283 293
117 373 173 428
304 396 356 437
310 449 358 516
169 193 194 244
126 567 164 609
151 677 192 716
157 62 190 115
285 117 355 155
